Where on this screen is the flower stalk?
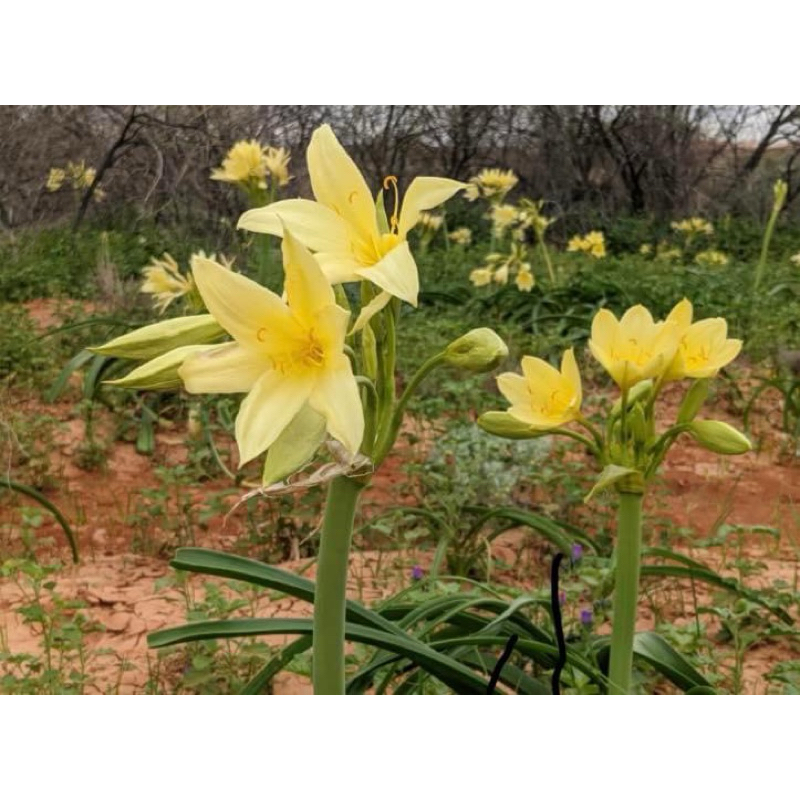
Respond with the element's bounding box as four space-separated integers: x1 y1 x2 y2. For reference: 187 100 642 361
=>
608 490 644 694
312 475 365 694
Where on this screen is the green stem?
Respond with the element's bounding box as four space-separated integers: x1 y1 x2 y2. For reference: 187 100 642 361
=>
608 490 644 695
312 475 365 694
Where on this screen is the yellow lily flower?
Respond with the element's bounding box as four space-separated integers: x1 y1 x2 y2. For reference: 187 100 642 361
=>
497 349 582 430
238 124 465 312
141 253 194 313
178 230 364 467
663 298 742 381
589 305 679 389
211 140 268 185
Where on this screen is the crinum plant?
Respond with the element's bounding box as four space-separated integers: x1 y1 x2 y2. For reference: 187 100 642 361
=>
93 124 505 695
480 298 749 694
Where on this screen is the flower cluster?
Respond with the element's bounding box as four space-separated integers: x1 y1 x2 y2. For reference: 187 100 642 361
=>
448 227 472 246
671 217 714 237
463 168 518 203
481 298 748 496
694 249 729 268
211 140 292 190
46 161 99 193
567 231 606 259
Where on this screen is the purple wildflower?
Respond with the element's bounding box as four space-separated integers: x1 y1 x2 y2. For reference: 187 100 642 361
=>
580 608 593 626
571 543 583 563
411 565 424 581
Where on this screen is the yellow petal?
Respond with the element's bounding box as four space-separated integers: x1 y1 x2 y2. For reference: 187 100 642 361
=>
397 177 467 237
561 348 582 408
235 370 314 466
666 298 693 332
307 124 377 242
238 199 350 253
349 291 392 334
261 404 327 486
497 372 530 409
315 252 364 284
179 342 269 394
191 256 301 349
281 229 336 327
355 240 419 306
308 353 364 455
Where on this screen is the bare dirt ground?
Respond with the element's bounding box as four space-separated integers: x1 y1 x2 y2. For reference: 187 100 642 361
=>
2 301 799 694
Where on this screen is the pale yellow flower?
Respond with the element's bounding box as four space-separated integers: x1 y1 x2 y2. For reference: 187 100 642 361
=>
179 231 363 466
491 204 518 234
238 124 465 322
264 146 291 187
639 244 652 255
497 349 582 430
141 253 194 313
663 298 742 381
81 167 97 188
211 140 268 185
791 252 800 266
589 305 680 389
448 227 472 246
417 211 443 231
469 267 494 287
493 264 510 285
515 267 534 292
694 249 729 267
465 168 518 202
671 217 714 236
568 231 606 258
46 168 65 192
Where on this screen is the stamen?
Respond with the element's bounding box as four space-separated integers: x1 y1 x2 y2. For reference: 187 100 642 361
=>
383 175 399 233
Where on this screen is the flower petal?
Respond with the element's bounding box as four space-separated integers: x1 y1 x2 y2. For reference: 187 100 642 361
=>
355 240 419 306
307 124 377 242
315 252 364 284
561 348 582 408
179 342 269 394
238 199 350 253
308 353 364 455
281 228 336 326
235 370 314 466
397 177 467 238
261 403 327 486
349 291 392 334
191 256 300 348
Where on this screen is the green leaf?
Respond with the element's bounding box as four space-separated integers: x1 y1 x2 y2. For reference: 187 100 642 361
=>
632 631 712 691
585 465 641 503
148 618 498 695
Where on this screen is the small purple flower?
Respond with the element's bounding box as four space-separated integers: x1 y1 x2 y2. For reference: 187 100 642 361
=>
411 565 424 581
580 609 593 626
571 544 583 563
558 591 566 606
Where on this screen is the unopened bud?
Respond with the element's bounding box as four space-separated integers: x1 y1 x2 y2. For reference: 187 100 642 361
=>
90 315 224 361
105 345 216 390
677 379 709 424
477 411 547 440
444 328 508 373
629 403 648 444
688 420 752 455
774 178 788 210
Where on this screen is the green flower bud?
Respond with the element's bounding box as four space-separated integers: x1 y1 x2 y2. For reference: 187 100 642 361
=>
361 319 378 382
105 345 216 390
444 328 508 373
687 420 752 455
677 379 710 424
629 403 648 444
477 411 547 440
90 315 224 361
774 178 788 211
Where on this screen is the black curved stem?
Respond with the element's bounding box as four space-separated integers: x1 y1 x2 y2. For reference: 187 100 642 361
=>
486 634 519 694
550 553 567 695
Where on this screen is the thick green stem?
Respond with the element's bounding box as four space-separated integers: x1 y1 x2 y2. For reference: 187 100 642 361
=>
312 476 364 694
608 491 644 695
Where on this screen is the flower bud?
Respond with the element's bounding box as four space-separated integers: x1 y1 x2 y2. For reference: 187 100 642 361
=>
677 379 709 423
628 403 648 445
477 411 547 440
90 315 224 361
444 328 508 373
774 178 788 210
105 345 216 390
687 420 752 455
